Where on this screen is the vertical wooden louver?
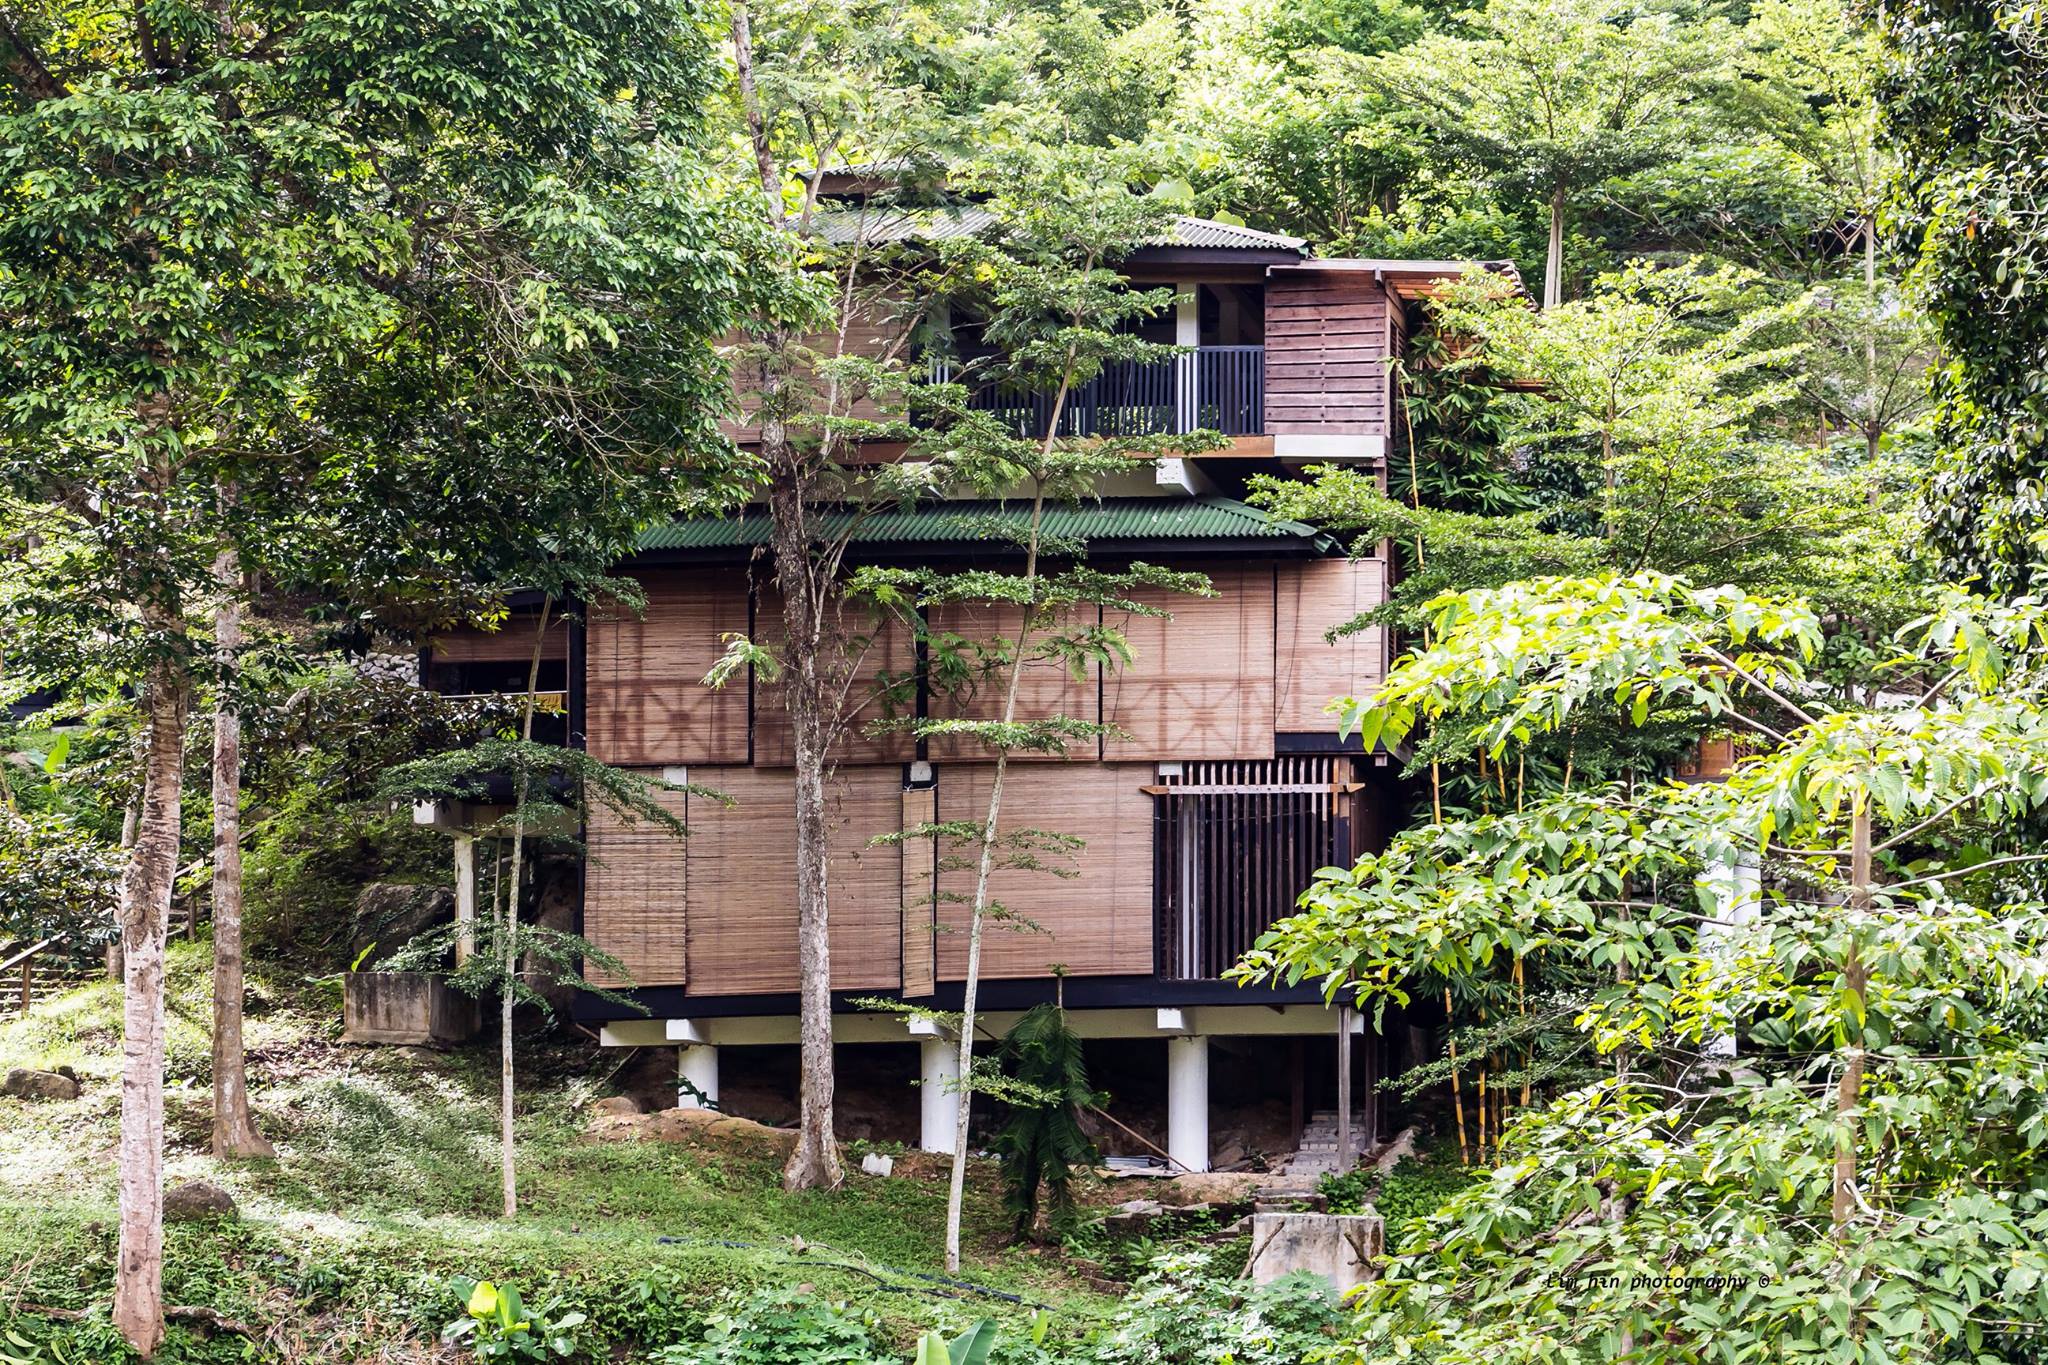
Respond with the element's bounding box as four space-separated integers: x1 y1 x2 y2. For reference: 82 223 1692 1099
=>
1151 757 1353 981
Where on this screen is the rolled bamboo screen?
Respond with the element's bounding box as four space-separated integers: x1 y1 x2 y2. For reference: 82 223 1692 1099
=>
1275 557 1390 732
751 585 918 766
582 776 689 989
935 763 1154 980
925 601 1101 762
900 784 939 997
585 569 751 765
426 618 568 664
681 765 914 995
1103 563 1276 759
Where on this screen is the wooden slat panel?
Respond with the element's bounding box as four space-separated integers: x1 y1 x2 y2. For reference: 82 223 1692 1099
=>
1103 564 1276 760
935 763 1154 980
1276 559 1390 731
585 569 751 765
428 619 568 663
583 776 688 988
1264 274 1393 437
753 584 918 766
901 784 938 997
927 602 1100 762
684 765 911 995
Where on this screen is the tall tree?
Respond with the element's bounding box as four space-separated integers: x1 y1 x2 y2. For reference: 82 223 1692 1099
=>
0 0 747 1349
207 540 269 1159
1369 0 1733 307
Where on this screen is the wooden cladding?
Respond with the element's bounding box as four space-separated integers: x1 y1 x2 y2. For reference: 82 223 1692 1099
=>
1153 757 1350 981
1104 563 1276 760
1263 273 1394 436
582 782 690 989
585 570 750 766
720 300 915 445
936 763 1155 980
926 601 1098 762
427 618 568 664
1276 557 1390 732
752 586 918 766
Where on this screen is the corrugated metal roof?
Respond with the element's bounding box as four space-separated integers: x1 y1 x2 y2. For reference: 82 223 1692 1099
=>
635 496 1334 552
812 208 1306 254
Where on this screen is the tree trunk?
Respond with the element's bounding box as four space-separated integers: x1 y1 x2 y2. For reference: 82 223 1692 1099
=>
772 472 845 1192
496 599 552 1220
114 627 190 1358
1833 805 1873 1229
209 547 271 1160
1544 185 1566 311
1863 213 1883 490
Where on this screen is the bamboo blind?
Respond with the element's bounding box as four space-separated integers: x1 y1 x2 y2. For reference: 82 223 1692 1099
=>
1275 558 1390 732
584 569 751 766
935 763 1154 980
719 301 913 444
900 784 939 997
582 775 689 988
427 619 568 664
1103 563 1277 760
926 601 1101 762
751 584 917 767
683 765 914 995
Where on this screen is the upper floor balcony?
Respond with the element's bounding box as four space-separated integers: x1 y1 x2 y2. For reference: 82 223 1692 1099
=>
938 344 1267 439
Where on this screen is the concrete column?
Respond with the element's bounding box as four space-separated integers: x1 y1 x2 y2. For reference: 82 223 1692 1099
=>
920 1037 960 1154
452 833 476 966
1166 1034 1210 1173
1175 283 1200 433
677 1043 719 1110
1701 852 1762 1059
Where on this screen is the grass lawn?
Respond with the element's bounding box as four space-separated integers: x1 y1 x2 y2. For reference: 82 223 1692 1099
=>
0 944 1118 1363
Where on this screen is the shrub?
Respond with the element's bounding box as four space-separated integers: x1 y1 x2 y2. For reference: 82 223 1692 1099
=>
650 1290 895 1365
1085 1251 1344 1365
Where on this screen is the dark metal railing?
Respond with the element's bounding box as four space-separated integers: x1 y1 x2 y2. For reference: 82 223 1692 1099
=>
944 345 1264 439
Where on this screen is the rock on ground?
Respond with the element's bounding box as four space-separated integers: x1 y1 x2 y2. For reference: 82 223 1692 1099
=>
1156 1171 1266 1206
588 1096 641 1117
164 1180 238 1222
2 1068 80 1101
584 1106 798 1158
1373 1126 1419 1173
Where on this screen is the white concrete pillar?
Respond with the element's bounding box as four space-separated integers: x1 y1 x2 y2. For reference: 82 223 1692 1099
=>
920 1037 960 1154
452 833 476 966
1167 1034 1210 1173
1175 283 1200 433
677 1043 719 1110
1701 852 1762 1059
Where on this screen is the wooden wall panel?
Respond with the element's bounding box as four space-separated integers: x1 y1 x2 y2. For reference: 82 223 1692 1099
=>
720 301 914 444
1263 275 1393 436
935 763 1155 980
683 765 911 995
1276 558 1390 732
900 785 939 997
428 618 568 664
585 570 751 766
1103 564 1276 760
582 776 688 988
926 602 1100 762
752 587 918 766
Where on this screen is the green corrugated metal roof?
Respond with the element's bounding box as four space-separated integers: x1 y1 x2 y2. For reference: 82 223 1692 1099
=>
635 497 1335 552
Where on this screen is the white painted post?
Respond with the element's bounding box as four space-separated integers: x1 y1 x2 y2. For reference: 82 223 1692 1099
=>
1175 283 1200 433
452 833 476 966
1701 852 1763 1059
919 1036 960 1154
1166 1034 1211 1173
677 1043 719 1110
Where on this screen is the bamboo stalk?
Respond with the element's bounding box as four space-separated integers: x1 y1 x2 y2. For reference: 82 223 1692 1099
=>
1445 986 1470 1164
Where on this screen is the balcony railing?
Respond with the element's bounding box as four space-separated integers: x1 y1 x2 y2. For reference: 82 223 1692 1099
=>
942 345 1264 439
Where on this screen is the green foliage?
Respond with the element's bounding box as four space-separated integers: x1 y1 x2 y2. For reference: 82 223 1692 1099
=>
991 1005 1101 1237
444 1277 588 1361
911 1319 1000 1365
0 808 119 946
650 1291 894 1365
1085 1252 1343 1365
1318 1148 1482 1247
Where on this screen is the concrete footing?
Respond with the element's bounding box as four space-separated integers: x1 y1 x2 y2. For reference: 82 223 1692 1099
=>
1244 1212 1385 1292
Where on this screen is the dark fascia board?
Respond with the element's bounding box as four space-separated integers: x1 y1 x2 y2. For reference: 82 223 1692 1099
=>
572 973 1330 1023
1126 245 1308 270
620 535 1338 571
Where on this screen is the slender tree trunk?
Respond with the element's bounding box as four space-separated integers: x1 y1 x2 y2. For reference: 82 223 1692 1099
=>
111 797 139 981
770 473 845 1193
1833 805 1873 1229
1863 214 1883 488
497 599 552 1219
209 546 271 1160
114 622 189 1358
1544 185 1566 311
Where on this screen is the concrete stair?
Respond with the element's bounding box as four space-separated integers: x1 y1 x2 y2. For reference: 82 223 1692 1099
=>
1279 1110 1377 1179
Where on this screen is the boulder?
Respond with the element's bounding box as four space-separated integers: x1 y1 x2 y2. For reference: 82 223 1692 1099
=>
1104 1198 1163 1238
164 1180 237 1222
589 1096 641 1117
585 1106 797 1158
1373 1126 1419 1173
2 1068 80 1101
350 883 453 966
1158 1171 1266 1206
